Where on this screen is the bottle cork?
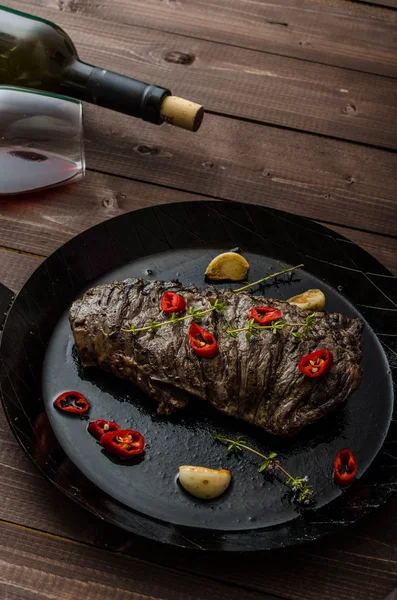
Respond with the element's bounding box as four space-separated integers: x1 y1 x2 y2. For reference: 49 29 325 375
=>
160 96 204 132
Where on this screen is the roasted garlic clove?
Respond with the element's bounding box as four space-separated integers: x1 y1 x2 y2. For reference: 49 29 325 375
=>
288 289 326 311
205 252 250 282
178 465 232 499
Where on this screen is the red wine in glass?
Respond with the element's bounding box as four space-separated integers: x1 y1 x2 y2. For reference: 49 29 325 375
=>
0 147 81 194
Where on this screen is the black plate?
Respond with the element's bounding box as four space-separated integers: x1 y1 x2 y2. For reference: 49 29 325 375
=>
0 201 396 551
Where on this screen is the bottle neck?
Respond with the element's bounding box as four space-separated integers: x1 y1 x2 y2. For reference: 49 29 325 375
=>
64 60 170 124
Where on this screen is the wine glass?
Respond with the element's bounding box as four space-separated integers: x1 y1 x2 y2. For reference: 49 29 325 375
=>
0 86 85 195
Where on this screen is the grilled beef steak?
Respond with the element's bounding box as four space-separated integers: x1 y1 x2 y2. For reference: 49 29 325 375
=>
70 279 363 436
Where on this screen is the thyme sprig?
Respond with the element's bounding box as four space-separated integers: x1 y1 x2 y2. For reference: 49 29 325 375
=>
123 299 225 334
290 312 317 340
225 312 317 341
212 431 314 505
234 263 304 293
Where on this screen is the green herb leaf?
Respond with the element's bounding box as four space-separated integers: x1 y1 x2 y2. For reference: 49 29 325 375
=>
233 263 304 293
212 432 315 505
212 430 228 442
149 319 159 331
258 461 269 473
213 299 225 313
126 300 228 335
123 323 137 334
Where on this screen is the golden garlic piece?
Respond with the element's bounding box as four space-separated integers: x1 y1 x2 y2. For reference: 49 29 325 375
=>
288 289 326 311
178 465 232 500
205 252 250 282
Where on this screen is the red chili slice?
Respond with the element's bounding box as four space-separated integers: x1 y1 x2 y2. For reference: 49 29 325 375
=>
334 448 358 487
298 349 333 378
88 420 120 440
160 291 186 313
248 306 283 325
188 322 219 358
54 391 90 414
101 429 145 458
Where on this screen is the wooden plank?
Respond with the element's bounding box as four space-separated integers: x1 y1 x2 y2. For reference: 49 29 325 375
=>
0 173 396 275
5 1 397 149
11 0 397 77
81 111 397 238
0 522 271 600
0 173 194 259
0 401 396 600
0 248 43 293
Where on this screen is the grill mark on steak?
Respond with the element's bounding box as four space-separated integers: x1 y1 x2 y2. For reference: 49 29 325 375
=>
70 278 363 436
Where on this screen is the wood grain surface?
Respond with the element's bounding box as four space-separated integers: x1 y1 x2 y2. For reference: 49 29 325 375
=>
12 0 397 77
0 0 396 599
3 0 397 149
0 523 275 600
83 110 397 237
0 173 396 288
2 114 397 239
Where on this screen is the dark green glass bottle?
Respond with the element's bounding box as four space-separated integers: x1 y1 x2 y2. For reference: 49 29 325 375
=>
0 5 203 131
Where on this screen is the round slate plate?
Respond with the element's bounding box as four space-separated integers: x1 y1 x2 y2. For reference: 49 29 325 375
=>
0 201 396 551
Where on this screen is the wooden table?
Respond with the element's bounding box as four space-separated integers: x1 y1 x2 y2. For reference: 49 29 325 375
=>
1 1 397 598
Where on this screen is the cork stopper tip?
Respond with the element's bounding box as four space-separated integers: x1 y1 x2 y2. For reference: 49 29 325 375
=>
160 96 204 132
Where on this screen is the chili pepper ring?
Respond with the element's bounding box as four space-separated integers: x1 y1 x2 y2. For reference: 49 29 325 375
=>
160 291 186 313
334 448 358 487
88 420 120 440
54 391 90 414
101 429 145 458
248 306 283 325
299 349 333 378
188 322 219 358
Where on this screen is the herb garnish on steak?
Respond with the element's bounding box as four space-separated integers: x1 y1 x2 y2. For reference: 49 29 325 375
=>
70 278 363 437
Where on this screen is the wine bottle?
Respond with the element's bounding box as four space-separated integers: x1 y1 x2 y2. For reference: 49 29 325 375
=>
0 5 204 132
